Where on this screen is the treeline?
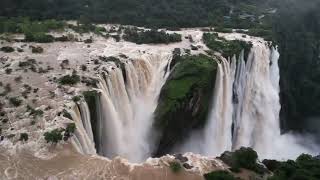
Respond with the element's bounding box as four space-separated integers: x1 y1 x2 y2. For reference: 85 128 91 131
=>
0 17 64 34
0 0 277 28
123 28 181 44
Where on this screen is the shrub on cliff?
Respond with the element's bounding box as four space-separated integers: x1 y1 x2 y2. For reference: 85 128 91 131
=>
64 123 76 141
26 105 44 117
19 133 28 141
58 73 80 85
66 123 76 134
0 46 14 53
204 171 236 180
61 109 73 120
9 97 22 107
44 129 63 143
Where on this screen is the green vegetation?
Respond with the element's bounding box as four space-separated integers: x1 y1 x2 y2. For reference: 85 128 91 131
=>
0 0 276 28
19 133 28 141
0 46 14 53
44 123 76 143
246 28 273 41
154 54 217 156
204 171 236 180
44 128 63 143
66 123 76 134
63 123 76 141
5 68 12 74
19 59 37 68
265 154 320 180
169 161 183 173
9 97 22 107
58 72 80 85
214 27 233 33
72 96 81 102
62 109 73 120
26 105 44 117
123 28 181 44
25 32 54 43
219 147 266 174
0 18 65 34
203 33 252 59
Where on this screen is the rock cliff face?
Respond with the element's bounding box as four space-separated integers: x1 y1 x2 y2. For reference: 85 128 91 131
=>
274 3 320 138
153 54 218 156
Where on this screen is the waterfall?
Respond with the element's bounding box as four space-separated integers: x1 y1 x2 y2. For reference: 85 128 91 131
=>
69 102 96 155
194 43 319 159
231 44 282 157
180 43 311 159
78 101 95 143
70 41 317 161
95 53 172 162
202 57 234 156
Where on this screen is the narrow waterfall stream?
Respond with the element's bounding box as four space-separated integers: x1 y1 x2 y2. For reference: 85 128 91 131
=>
202 57 234 156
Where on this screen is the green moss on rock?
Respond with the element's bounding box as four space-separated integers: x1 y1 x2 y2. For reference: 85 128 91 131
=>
153 54 218 156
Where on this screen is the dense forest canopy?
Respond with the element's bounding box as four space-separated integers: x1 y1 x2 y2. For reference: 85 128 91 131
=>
0 0 278 28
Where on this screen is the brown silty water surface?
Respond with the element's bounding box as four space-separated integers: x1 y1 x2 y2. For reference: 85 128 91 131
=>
0 144 214 180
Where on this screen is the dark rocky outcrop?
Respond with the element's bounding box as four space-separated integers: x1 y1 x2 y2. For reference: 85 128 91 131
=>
83 90 100 151
153 54 218 156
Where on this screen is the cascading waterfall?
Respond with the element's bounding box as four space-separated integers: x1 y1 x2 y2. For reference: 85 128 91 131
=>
185 42 319 159
231 44 282 157
78 101 95 143
181 42 318 159
71 40 317 161
202 57 234 156
95 53 172 162
69 102 96 155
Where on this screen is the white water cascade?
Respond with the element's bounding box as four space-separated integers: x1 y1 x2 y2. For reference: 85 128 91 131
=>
69 103 96 155
202 57 235 156
181 42 319 159
231 44 281 157
95 53 172 162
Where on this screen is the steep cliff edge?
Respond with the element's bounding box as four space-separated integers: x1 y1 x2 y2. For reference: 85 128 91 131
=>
274 2 320 138
153 54 218 156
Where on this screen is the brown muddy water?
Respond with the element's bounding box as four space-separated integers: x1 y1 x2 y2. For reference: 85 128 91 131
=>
0 144 206 180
